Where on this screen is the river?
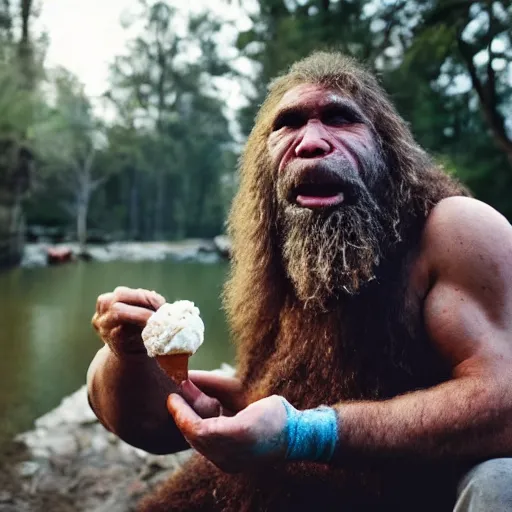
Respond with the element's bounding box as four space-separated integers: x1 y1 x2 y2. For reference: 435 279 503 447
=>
0 260 234 451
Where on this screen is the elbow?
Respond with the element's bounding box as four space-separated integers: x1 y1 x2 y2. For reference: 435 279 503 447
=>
86 387 113 433
115 423 190 455
141 442 190 456
86 358 112 432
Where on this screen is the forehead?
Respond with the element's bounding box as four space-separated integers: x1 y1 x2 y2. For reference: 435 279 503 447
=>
276 83 345 111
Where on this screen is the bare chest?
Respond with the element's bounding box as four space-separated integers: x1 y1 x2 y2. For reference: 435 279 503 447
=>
250 247 449 408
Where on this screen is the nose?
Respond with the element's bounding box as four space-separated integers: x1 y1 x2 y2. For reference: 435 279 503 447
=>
295 121 333 158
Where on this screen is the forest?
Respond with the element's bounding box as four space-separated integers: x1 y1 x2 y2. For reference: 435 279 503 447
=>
0 0 510 256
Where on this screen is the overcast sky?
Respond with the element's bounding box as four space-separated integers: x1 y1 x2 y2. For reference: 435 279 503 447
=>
37 0 254 117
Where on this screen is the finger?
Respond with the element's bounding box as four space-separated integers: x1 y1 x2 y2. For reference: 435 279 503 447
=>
96 292 114 315
91 311 101 332
167 393 203 439
101 302 154 329
112 287 165 311
180 380 223 419
188 371 246 413
150 290 166 308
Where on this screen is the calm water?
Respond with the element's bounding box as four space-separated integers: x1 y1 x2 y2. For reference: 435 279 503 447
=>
0 260 233 451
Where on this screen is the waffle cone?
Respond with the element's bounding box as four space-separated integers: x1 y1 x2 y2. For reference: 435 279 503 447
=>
156 354 189 383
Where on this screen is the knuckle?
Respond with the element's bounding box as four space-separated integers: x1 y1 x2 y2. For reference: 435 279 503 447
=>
142 289 162 309
194 421 212 440
206 397 222 413
97 292 110 303
96 293 112 311
91 313 100 330
96 293 114 315
140 289 153 304
113 286 130 299
110 301 123 313
108 308 121 325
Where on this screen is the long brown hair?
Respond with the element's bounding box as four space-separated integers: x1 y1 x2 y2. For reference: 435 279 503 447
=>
224 52 468 389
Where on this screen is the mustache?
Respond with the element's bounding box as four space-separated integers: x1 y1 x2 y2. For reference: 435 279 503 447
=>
277 157 379 210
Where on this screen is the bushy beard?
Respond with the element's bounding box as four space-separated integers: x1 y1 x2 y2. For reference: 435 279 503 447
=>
278 152 394 308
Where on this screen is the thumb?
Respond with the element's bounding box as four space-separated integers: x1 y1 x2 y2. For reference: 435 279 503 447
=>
166 393 202 439
188 370 246 413
178 379 227 418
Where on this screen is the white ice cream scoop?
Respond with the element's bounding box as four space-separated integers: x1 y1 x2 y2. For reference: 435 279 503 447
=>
142 300 204 382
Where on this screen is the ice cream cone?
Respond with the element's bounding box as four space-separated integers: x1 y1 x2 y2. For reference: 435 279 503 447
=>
156 353 189 383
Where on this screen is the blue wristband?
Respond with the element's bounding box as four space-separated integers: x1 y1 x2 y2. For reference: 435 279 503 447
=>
281 397 338 462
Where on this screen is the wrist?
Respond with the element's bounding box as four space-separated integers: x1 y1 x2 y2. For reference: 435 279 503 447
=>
280 397 339 463
106 343 148 361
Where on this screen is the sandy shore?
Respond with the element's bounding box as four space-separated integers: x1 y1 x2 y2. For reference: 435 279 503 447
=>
21 238 230 268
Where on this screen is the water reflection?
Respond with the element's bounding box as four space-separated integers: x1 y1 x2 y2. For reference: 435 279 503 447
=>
0 260 233 451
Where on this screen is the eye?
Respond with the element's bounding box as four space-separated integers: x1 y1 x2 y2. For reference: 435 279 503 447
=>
322 106 359 127
272 111 306 131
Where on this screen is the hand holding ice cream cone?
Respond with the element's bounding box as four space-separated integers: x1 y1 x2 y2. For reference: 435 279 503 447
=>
142 300 204 383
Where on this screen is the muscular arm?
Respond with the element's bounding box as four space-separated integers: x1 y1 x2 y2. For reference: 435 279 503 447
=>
157 198 512 473
330 197 512 463
87 346 189 454
87 287 189 454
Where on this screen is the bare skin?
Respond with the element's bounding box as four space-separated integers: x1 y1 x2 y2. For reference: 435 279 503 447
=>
88 287 246 454
88 84 512 472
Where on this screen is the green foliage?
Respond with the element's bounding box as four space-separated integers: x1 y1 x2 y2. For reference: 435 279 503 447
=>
11 0 512 244
234 0 512 218
376 0 512 215
0 63 33 137
32 68 96 172
93 0 236 240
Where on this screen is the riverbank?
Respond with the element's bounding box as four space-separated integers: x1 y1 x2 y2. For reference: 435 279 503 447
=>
20 237 231 268
0 364 235 512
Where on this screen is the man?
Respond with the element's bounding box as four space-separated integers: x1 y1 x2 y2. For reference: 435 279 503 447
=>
88 52 512 511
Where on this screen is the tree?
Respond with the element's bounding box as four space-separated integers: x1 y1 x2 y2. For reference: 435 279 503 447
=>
373 0 512 164
0 0 41 265
105 0 235 239
32 68 109 254
233 0 512 218
234 0 376 135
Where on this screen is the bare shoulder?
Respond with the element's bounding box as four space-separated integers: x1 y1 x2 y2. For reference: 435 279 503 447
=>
421 196 512 290
425 195 510 233
418 197 512 371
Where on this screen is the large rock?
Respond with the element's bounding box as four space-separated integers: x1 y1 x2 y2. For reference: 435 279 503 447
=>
213 235 232 259
20 240 222 268
2 364 236 512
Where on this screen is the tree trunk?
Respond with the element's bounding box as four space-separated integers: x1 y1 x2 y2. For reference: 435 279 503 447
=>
153 171 165 240
128 167 140 240
18 0 33 88
0 0 13 41
76 194 89 255
455 4 512 167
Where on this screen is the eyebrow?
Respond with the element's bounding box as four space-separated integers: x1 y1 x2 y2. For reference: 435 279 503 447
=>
322 97 366 122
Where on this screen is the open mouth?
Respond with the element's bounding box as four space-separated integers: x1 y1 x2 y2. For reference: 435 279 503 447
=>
292 183 345 209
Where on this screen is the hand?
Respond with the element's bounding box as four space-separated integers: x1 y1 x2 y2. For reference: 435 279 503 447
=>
167 392 288 473
91 286 166 357
185 370 248 417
